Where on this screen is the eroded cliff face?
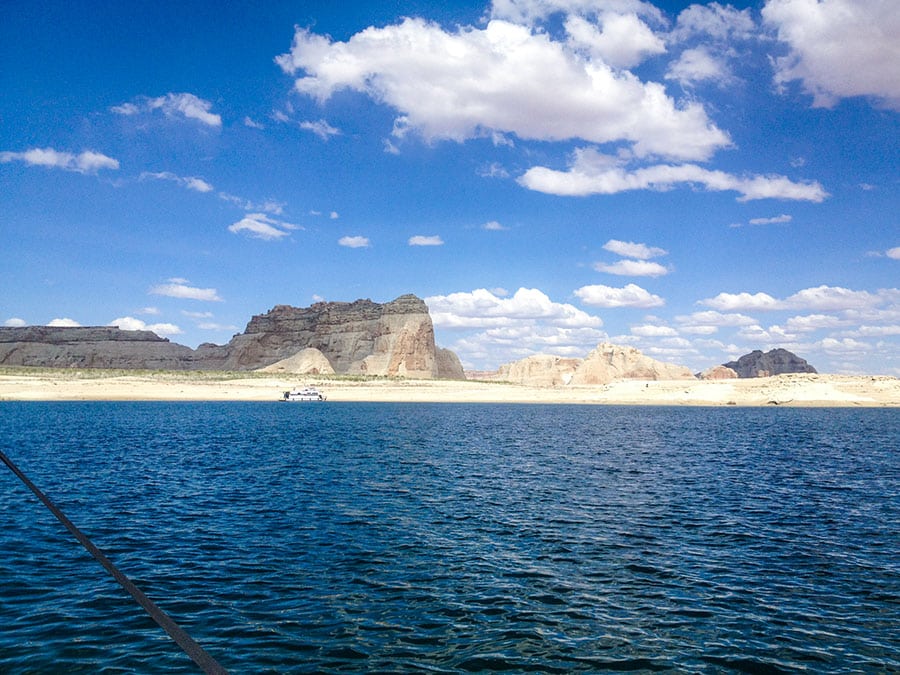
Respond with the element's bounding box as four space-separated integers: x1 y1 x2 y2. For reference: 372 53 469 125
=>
0 326 196 369
0 295 466 379
209 294 458 377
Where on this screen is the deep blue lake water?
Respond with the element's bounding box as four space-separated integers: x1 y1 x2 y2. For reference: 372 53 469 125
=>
1 402 897 673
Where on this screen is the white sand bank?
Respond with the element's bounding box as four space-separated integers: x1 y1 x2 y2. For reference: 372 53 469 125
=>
0 371 897 406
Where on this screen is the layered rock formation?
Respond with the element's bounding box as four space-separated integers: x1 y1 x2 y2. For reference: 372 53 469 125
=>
723 349 817 378
0 295 466 379
489 343 696 386
496 354 582 386
0 326 196 369
699 365 739 380
570 343 696 385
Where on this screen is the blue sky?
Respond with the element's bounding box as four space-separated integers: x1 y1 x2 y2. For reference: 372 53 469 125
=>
2 0 898 374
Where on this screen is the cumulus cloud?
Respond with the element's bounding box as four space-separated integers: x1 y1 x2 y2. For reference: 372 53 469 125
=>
602 239 666 259
426 287 602 329
228 213 300 240
519 148 828 201
149 280 222 302
631 323 678 337
593 259 669 277
1 147 119 174
47 318 81 327
483 220 507 231
665 47 730 86
426 286 607 368
574 283 664 308
140 171 214 193
276 16 729 160
409 235 444 246
563 12 666 69
763 0 900 110
887 247 900 260
109 317 182 336
670 2 756 43
4 317 27 327
700 285 892 312
112 92 222 126
339 235 371 248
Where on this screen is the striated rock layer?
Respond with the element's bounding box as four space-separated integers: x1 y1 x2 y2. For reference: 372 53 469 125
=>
0 295 466 379
724 348 817 378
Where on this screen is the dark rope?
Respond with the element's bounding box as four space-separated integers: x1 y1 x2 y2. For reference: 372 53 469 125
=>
0 449 227 674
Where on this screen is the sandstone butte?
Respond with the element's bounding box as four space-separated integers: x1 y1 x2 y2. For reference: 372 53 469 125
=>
0 294 464 379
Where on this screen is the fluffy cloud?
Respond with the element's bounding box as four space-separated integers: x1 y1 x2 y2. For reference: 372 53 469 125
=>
140 171 214 193
338 235 371 248
574 283 664 308
149 280 222 302
763 0 900 110
602 239 666 259
887 247 900 260
409 235 444 246
112 92 222 126
563 12 665 69
47 318 81 327
228 213 300 240
4 317 27 327
1 147 119 173
519 148 828 201
665 47 729 86
631 323 678 337
276 16 729 160
426 287 602 329
700 285 892 312
593 259 669 277
675 310 758 327
109 317 182 336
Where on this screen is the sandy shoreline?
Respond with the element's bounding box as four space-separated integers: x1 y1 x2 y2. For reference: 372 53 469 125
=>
0 370 897 406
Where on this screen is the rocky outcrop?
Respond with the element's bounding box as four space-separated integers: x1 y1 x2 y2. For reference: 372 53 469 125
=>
723 349 817 378
0 295 466 379
699 365 739 380
489 343 695 386
0 326 196 369
256 348 336 375
497 354 582 386
571 343 696 385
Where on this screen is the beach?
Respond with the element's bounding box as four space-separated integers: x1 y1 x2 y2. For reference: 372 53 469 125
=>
1 370 897 406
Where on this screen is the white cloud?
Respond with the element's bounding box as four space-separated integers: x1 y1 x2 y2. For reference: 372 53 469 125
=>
887 247 900 260
675 310 758 327
602 239 666 259
426 287 602 329
483 220 507 231
149 280 222 302
749 214 792 225
300 119 340 140
670 2 756 42
700 291 782 311
219 193 285 215
47 318 81 327
665 47 729 86
631 323 678 337
574 283 664 308
4 317 27 327
140 171 214 193
276 17 729 160
113 92 222 126
519 148 828 201
330 211 339 219
1 147 119 174
784 285 882 311
339 235 371 248
593 259 669 277
228 213 300 240
109 317 182 336
243 116 265 129
409 235 444 246
783 313 846 332
564 12 666 69
763 0 900 110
